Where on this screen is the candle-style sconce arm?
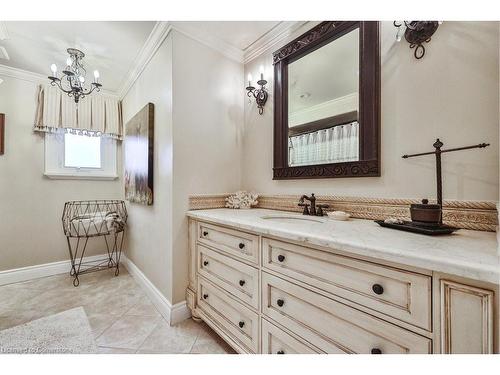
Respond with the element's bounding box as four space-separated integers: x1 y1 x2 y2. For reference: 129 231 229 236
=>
402 138 490 224
246 78 268 115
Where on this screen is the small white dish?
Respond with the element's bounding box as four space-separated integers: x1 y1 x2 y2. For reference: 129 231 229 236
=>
327 211 351 221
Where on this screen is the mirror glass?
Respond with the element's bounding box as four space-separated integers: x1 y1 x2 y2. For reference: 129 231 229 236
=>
287 28 359 167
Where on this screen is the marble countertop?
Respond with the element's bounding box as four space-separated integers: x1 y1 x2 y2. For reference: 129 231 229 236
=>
187 208 499 284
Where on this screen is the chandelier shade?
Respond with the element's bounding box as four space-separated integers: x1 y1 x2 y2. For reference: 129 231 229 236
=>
48 48 102 104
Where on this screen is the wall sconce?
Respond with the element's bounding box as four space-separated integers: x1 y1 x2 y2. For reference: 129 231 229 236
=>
246 66 268 115
394 21 442 59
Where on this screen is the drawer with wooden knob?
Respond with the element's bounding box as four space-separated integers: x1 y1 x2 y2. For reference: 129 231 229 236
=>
197 277 259 353
197 244 259 309
261 272 431 354
198 222 259 265
261 318 322 354
262 237 432 331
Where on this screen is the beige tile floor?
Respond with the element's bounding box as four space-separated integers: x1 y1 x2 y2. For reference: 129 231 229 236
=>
0 267 235 354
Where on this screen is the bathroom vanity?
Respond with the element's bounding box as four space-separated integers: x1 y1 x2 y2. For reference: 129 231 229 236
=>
186 208 499 354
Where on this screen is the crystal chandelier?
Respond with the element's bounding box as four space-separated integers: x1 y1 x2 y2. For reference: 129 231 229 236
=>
48 48 102 104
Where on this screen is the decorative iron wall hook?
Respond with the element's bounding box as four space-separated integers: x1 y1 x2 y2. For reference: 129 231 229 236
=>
394 21 441 59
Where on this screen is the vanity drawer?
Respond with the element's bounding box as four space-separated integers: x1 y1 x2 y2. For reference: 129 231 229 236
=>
198 245 259 309
197 277 259 353
261 318 321 354
262 237 431 330
262 272 432 354
198 222 259 265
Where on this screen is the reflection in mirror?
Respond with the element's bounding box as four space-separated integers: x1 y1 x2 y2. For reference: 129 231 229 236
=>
287 28 359 167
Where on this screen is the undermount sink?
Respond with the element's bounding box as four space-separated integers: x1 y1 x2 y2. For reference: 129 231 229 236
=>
260 214 326 224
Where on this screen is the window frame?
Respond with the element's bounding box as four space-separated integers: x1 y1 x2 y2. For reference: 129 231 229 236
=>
44 130 118 180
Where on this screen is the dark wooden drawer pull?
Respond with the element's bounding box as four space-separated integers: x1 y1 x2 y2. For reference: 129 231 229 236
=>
203 260 209 266
239 280 245 286
277 350 285 354
239 243 245 249
277 299 285 307
277 254 285 262
238 321 245 328
371 348 382 354
203 294 208 299
372 284 384 295
203 231 209 237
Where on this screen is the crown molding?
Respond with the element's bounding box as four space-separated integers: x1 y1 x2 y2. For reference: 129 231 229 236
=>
0 64 46 83
243 21 311 64
116 21 246 100
117 21 173 99
116 21 311 100
0 64 118 97
0 22 9 40
170 21 245 63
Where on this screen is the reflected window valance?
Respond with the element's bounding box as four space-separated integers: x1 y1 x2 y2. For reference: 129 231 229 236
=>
34 84 123 140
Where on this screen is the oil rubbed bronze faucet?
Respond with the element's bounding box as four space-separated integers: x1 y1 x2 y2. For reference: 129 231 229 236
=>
298 193 329 216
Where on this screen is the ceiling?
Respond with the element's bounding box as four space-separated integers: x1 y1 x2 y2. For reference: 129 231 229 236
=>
173 21 281 51
0 21 290 94
0 21 155 92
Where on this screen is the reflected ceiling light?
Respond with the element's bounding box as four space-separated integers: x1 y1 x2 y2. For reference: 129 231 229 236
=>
48 48 102 104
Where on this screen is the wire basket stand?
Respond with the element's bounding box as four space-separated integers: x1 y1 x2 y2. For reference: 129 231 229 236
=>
62 200 127 286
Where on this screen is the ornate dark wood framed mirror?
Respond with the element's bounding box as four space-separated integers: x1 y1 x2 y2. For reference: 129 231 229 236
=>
273 21 380 179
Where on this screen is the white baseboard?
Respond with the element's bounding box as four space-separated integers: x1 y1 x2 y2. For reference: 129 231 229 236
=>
0 254 110 286
121 255 191 325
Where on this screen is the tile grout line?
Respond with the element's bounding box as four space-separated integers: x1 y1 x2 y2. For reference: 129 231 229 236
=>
187 321 205 353
134 315 165 354
130 293 165 354
92 275 149 341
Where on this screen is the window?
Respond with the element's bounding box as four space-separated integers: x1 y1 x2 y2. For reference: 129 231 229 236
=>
44 130 117 180
64 133 102 169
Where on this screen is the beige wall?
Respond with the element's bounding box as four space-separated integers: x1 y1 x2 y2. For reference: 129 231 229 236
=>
243 21 499 202
121 35 174 301
171 31 244 303
121 31 243 304
0 75 122 272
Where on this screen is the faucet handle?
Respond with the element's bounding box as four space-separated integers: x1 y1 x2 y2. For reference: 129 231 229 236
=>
298 202 310 215
316 204 329 217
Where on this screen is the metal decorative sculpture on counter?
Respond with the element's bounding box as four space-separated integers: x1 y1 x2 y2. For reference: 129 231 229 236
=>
377 139 490 235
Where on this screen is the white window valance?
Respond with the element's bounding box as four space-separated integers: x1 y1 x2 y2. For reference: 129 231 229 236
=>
34 84 123 139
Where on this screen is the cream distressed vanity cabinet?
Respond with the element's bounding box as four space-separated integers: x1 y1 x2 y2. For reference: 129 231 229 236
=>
185 210 499 354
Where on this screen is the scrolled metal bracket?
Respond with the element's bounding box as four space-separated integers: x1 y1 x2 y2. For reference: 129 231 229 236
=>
246 78 268 115
394 21 440 59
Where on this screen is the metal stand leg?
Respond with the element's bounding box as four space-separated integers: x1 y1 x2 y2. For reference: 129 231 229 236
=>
65 229 125 287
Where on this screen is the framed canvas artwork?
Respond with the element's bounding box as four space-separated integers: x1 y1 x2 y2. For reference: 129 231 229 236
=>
0 113 4 155
124 103 154 205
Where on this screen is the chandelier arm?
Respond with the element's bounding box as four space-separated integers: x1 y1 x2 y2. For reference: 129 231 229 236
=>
51 80 74 95
82 84 101 96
